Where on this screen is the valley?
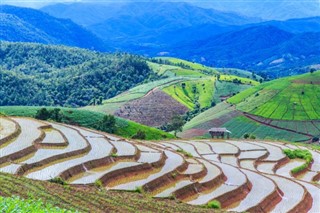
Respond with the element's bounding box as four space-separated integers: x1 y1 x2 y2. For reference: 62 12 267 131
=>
0 1 320 212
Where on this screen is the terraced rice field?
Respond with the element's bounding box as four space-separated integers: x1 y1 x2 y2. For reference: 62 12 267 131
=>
228 71 320 121
0 116 319 212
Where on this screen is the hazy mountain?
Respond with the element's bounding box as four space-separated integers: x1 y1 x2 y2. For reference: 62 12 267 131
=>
41 2 260 50
173 25 320 75
252 17 320 33
0 5 107 50
195 0 320 20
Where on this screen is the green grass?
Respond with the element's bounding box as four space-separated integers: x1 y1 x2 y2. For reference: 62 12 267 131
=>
182 102 234 131
0 196 76 213
207 200 221 209
162 78 215 110
219 74 259 86
228 71 320 121
283 149 313 174
213 81 252 103
0 106 174 140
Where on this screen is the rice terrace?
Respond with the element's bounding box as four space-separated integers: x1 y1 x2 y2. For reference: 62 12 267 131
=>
1 0 320 212
0 115 319 212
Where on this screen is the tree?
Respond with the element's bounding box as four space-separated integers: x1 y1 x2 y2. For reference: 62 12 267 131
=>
167 115 185 137
35 108 51 120
310 68 316 73
98 115 116 133
131 130 146 139
50 108 63 122
243 133 250 139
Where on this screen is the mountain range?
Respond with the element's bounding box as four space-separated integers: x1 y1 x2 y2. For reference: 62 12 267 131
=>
1 3 319 76
0 5 107 51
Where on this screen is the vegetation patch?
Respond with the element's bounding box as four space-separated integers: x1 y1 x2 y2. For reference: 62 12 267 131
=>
283 149 313 174
0 196 76 213
0 42 159 107
207 200 221 209
177 148 193 158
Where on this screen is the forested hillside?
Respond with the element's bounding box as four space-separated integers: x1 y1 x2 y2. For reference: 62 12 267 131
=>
0 42 156 106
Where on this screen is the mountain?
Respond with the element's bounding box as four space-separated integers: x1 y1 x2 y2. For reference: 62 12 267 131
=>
259 17 320 33
195 0 320 20
0 5 107 50
172 25 320 76
41 2 260 49
0 42 155 107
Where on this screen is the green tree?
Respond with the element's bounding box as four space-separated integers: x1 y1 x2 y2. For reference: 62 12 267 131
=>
35 108 51 120
131 130 146 139
50 108 63 122
167 115 185 137
98 114 116 133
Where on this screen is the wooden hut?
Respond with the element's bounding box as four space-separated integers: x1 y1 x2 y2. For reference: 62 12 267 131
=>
208 128 231 139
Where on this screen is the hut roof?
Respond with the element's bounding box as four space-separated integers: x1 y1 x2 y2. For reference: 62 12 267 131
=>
208 128 231 134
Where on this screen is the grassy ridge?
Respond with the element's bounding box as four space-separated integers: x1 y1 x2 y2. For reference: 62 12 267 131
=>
0 106 174 140
219 74 259 86
148 61 206 77
228 71 320 120
156 57 214 72
0 172 213 213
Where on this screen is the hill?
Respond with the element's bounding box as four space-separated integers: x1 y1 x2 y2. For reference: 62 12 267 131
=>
228 71 320 121
0 106 173 140
181 71 320 141
0 115 319 212
0 42 155 107
0 5 106 50
173 25 320 77
86 57 258 127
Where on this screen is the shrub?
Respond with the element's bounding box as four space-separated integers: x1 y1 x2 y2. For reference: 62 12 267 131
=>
207 200 221 209
176 149 193 157
94 180 103 188
35 108 51 120
49 177 67 185
243 133 250 139
131 130 146 139
97 114 116 134
134 186 144 193
283 149 313 174
249 134 256 139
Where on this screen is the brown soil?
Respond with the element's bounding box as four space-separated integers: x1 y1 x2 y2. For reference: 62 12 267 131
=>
114 89 188 127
